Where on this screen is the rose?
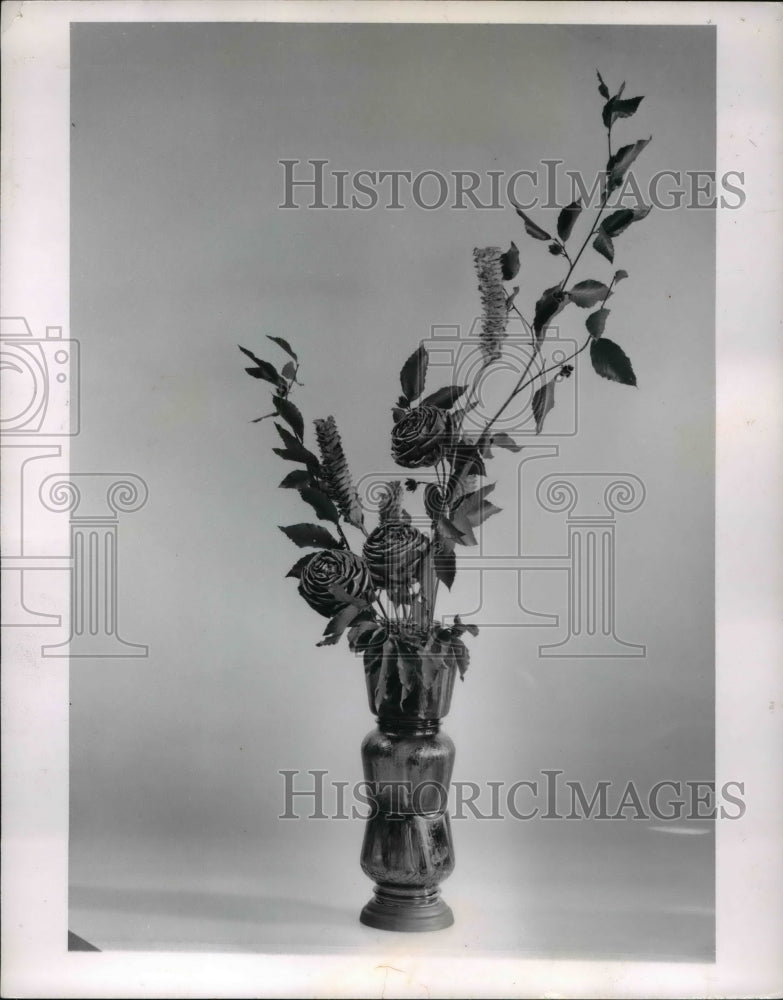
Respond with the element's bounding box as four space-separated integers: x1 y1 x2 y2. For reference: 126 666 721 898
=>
298 550 374 618
362 523 430 589
391 405 452 469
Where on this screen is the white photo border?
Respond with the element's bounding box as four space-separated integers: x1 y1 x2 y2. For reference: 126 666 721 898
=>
1 2 781 997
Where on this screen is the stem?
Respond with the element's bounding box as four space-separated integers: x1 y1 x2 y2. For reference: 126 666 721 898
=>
482 348 539 438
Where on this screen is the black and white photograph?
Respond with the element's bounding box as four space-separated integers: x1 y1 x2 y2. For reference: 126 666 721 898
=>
1 3 781 998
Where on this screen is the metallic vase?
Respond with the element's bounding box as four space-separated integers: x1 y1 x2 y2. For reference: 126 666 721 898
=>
359 661 457 932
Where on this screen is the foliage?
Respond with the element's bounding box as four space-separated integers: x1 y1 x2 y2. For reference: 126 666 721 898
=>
239 71 654 707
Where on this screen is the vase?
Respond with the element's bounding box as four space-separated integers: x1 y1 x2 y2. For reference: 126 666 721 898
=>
359 659 457 932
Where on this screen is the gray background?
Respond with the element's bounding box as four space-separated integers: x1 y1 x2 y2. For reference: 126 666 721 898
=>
69 22 715 958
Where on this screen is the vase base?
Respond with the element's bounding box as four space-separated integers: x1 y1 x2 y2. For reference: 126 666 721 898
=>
360 885 454 933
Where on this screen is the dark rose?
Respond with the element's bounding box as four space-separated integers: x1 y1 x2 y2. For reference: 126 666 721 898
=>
363 523 430 589
298 550 373 618
391 405 452 469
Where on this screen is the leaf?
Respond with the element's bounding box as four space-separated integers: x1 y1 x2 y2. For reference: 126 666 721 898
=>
593 228 615 263
614 269 629 283
299 486 341 523
244 362 283 386
601 208 637 238
420 384 467 410
568 280 611 308
515 207 552 242
533 284 569 344
348 620 381 652
452 484 501 533
586 308 610 340
266 335 298 361
450 638 470 681
451 441 487 480
274 395 304 441
437 517 467 543
596 70 610 100
532 380 556 434
434 546 456 590
590 338 637 386
273 423 320 468
278 523 341 549
328 582 371 608
282 361 297 380
396 645 419 706
420 647 446 690
279 468 312 489
286 552 317 578
611 95 644 126
454 615 479 637
317 604 367 647
400 345 428 402
490 431 523 453
500 241 520 280
557 200 582 242
374 641 397 712
605 136 652 194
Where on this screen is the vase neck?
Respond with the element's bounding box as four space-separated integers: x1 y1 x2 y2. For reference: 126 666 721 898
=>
378 715 440 737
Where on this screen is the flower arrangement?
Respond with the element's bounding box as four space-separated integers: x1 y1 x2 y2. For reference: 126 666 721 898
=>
240 72 651 716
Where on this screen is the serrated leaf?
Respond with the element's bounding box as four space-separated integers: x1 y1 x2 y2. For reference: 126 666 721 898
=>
491 431 524 453
274 395 304 441
434 546 456 590
500 241 520 280
568 280 611 308
605 136 652 194
614 269 629 283
533 284 569 344
273 423 320 468
279 523 341 549
515 208 552 242
593 228 615 262
279 468 312 489
286 552 317 578
557 200 582 242
420 385 467 410
532 380 556 434
590 338 637 386
266 335 298 361
299 486 341 523
596 70 610 100
317 604 367 647
400 345 428 402
586 308 611 340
